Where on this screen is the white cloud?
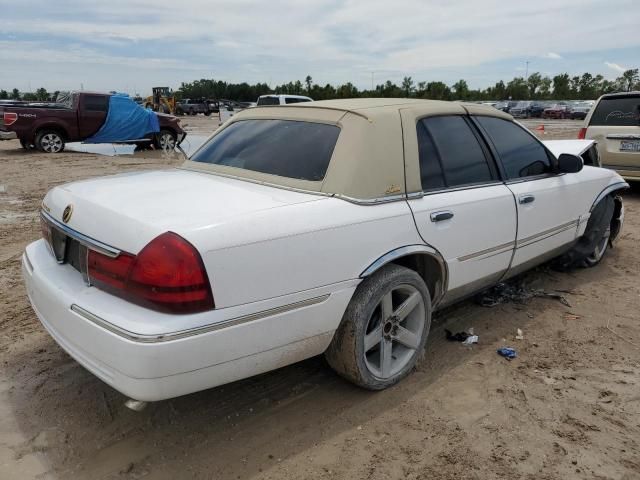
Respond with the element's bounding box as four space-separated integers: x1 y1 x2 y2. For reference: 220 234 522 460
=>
544 52 562 59
605 61 627 73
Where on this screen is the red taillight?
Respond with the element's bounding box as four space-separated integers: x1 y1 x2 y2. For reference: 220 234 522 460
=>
88 232 214 314
578 127 586 139
3 112 17 126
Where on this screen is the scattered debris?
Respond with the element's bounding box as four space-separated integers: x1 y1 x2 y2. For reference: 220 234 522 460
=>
445 329 470 342
516 328 524 340
497 347 517 360
564 313 581 320
462 335 479 345
477 281 572 308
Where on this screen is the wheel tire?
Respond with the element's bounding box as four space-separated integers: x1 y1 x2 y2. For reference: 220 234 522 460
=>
553 195 615 270
189 109 196 116
35 129 65 153
20 139 35 150
204 111 211 116
154 129 177 150
176 108 184 116
325 264 431 390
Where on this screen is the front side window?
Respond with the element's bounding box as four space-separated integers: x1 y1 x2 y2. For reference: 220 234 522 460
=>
589 96 640 127
476 116 552 179
285 97 311 104
417 116 493 190
190 119 340 181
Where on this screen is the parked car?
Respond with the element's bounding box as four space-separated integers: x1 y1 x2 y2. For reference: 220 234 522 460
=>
542 139 601 167
256 94 313 105
542 104 571 119
580 91 640 180
494 101 518 113
23 98 627 403
569 102 592 120
0 91 185 152
509 101 533 118
176 98 211 116
528 102 548 118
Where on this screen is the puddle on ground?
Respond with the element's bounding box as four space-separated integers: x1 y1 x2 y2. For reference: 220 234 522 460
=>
65 135 210 158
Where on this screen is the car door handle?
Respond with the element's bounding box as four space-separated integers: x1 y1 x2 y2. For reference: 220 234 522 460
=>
519 195 535 205
430 211 454 222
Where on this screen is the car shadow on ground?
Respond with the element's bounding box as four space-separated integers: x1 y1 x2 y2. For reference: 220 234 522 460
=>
4 255 613 479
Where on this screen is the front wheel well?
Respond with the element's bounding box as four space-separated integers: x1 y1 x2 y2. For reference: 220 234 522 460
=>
34 125 68 140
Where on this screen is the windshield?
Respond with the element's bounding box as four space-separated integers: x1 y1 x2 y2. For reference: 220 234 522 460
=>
257 96 280 106
190 119 340 181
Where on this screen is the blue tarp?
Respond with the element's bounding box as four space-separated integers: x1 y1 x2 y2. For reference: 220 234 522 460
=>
85 93 159 143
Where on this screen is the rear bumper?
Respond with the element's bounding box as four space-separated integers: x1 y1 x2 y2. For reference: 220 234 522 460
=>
603 165 640 181
0 130 17 140
22 239 355 401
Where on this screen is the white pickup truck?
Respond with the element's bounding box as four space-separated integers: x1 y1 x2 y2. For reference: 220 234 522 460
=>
23 98 627 403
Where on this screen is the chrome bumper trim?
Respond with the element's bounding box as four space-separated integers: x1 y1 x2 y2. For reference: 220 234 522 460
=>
41 210 121 258
70 294 330 343
0 130 17 140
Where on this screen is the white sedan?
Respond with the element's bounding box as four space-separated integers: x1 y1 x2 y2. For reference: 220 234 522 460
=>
23 99 627 402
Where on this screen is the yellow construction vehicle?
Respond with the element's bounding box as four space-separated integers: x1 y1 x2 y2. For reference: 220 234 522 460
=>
144 87 177 114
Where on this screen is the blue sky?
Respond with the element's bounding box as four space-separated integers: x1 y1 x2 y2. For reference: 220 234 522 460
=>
1 0 638 95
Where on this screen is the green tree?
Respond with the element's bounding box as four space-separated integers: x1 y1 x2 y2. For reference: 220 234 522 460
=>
506 77 527 99
10 88 20 100
538 76 552 98
0 90 7 99
422 81 450 100
36 87 49 101
619 69 639 91
552 73 571 99
305 75 313 94
526 72 542 98
401 76 414 97
451 79 469 100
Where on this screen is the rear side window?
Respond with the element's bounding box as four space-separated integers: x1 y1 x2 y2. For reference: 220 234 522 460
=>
589 96 640 126
190 119 340 181
83 95 109 112
476 116 552 179
257 96 280 106
417 116 493 190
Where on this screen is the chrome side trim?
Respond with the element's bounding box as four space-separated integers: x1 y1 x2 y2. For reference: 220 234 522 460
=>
457 241 515 262
606 134 640 140
359 244 448 305
590 181 629 212
70 294 330 343
41 210 121 258
516 220 578 249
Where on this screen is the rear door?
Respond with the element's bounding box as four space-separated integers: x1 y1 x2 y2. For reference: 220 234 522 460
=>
77 94 109 138
474 116 585 276
401 111 517 304
585 94 640 179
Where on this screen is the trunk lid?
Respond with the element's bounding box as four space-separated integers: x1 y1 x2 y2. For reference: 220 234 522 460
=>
42 168 325 253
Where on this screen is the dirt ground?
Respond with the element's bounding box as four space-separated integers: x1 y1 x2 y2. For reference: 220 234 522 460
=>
1 116 639 480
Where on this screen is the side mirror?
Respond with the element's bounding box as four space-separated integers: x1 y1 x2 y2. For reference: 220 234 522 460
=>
557 153 583 174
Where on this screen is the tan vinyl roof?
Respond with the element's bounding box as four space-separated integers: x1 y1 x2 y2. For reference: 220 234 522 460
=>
182 99 511 202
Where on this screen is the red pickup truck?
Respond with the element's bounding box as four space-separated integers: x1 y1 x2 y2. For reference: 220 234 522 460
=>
0 91 185 153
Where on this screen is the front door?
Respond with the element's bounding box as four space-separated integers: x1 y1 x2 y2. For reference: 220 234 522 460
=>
401 111 517 304
473 115 586 275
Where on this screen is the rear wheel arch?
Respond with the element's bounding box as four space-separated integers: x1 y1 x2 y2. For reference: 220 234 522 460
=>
360 245 447 307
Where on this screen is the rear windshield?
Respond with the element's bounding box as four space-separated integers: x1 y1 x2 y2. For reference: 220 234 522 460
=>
190 119 340 181
285 97 311 104
590 96 640 126
257 96 280 106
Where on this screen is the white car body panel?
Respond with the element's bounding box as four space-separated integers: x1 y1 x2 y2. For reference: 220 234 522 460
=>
542 139 596 158
25 100 629 401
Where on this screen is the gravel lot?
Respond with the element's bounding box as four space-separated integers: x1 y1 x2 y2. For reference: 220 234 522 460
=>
1 116 639 479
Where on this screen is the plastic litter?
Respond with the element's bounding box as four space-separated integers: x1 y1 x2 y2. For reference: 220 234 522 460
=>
515 328 524 340
497 347 517 360
462 335 479 345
